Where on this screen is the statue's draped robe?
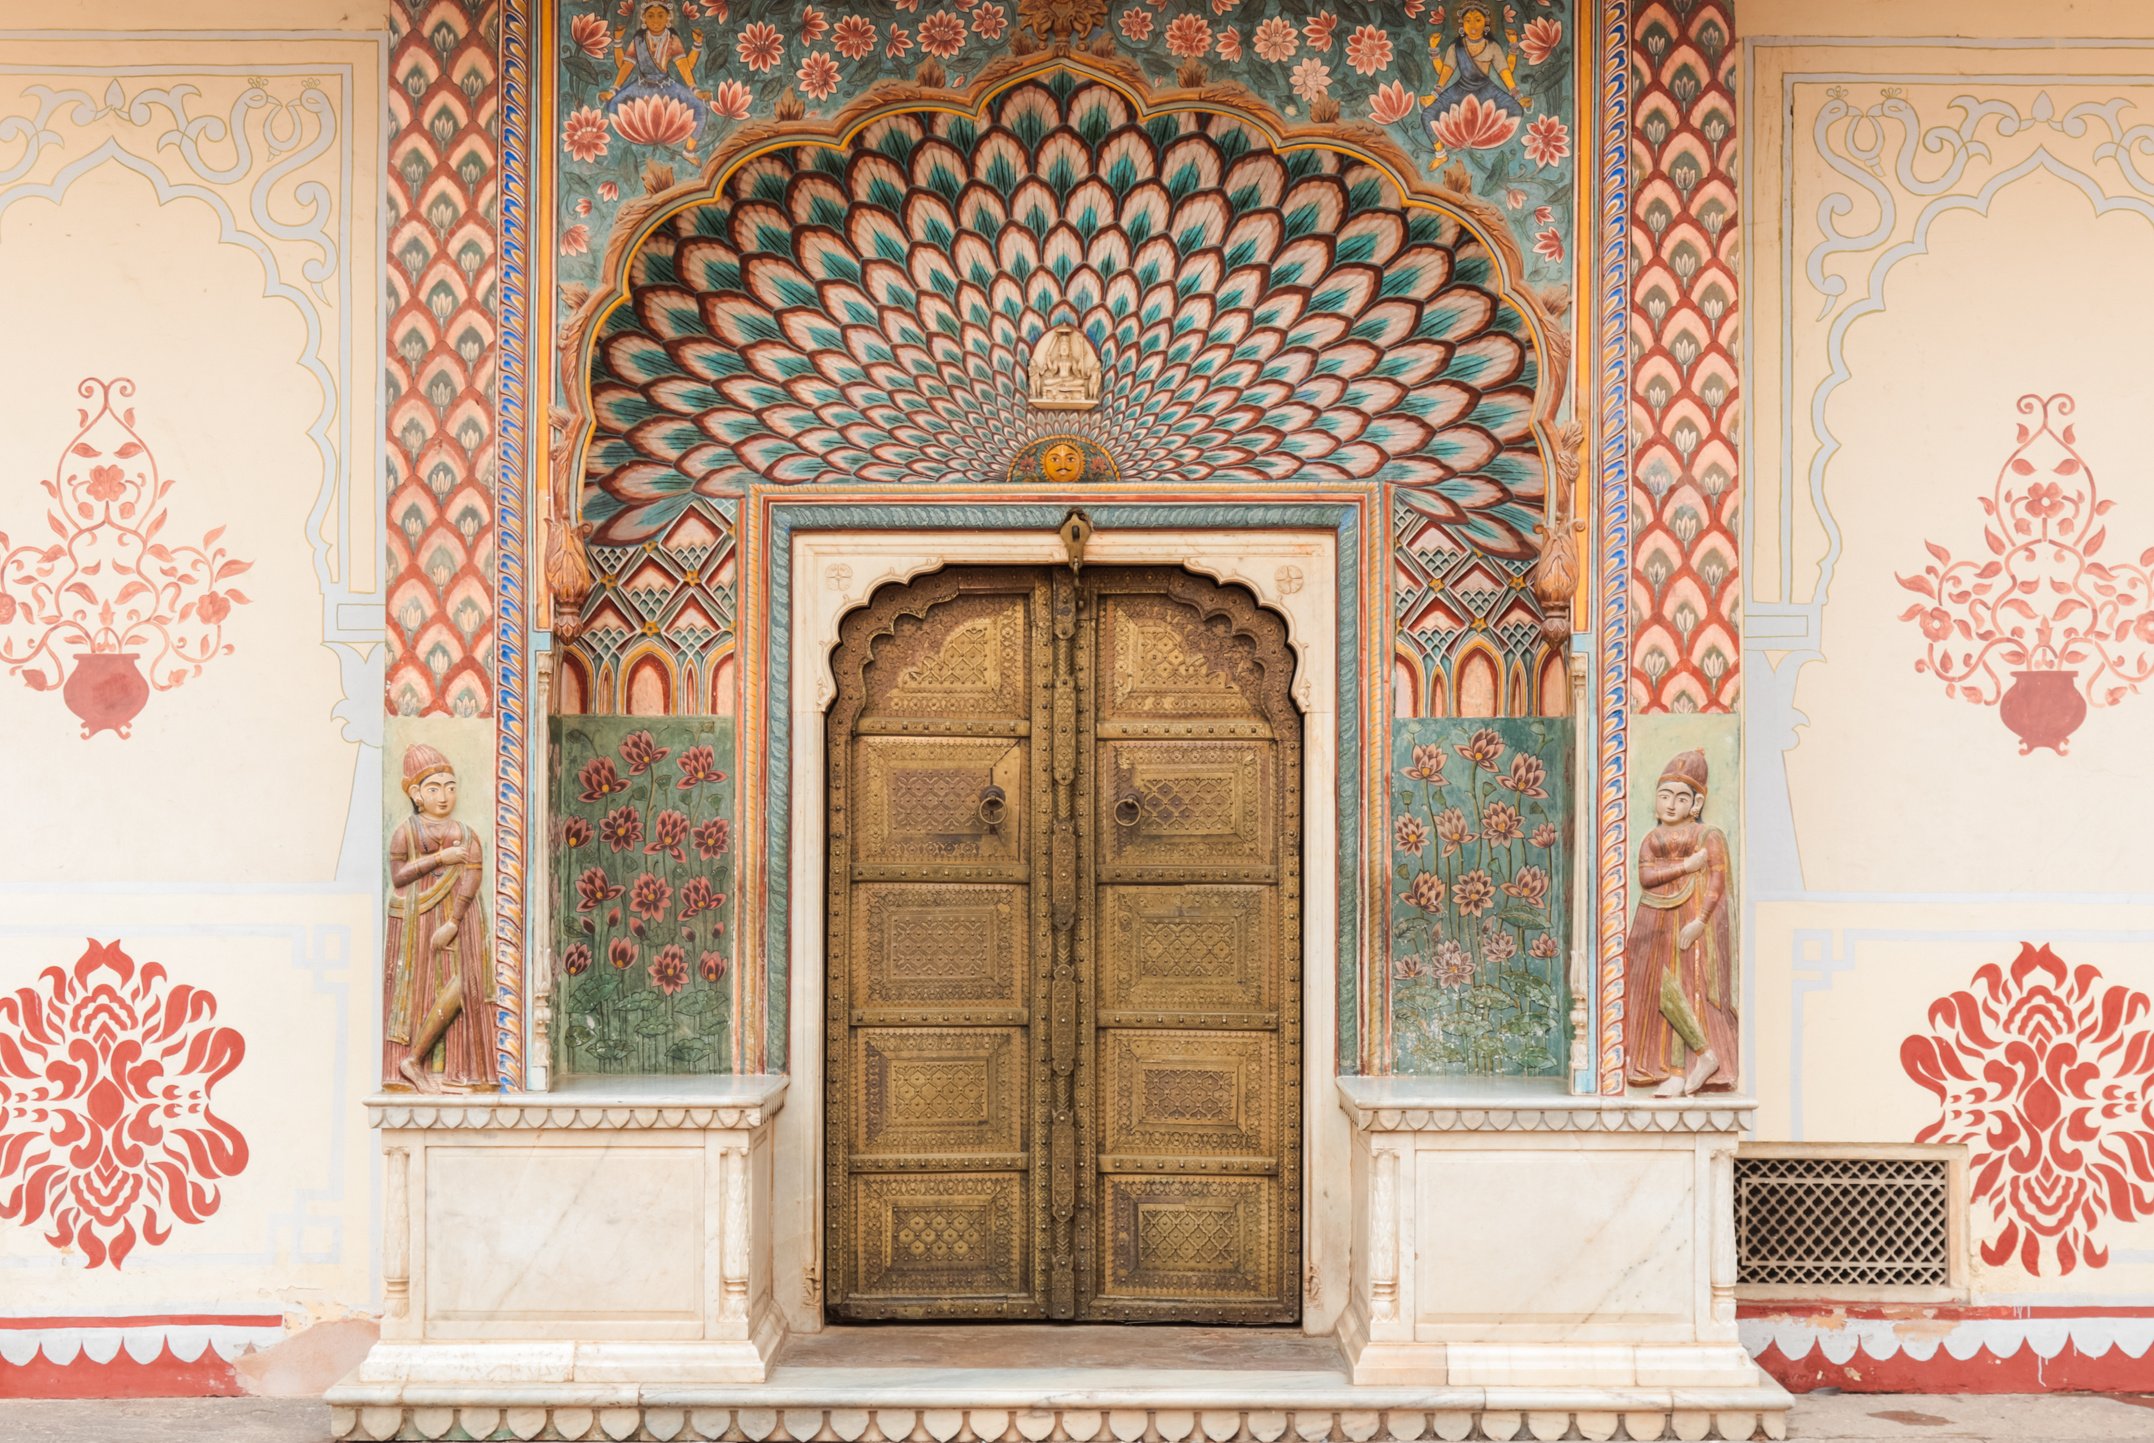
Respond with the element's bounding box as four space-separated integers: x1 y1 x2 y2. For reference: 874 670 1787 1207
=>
382 816 496 1089
1623 819 1737 1089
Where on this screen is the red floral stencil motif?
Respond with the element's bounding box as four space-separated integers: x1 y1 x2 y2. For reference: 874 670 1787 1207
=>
0 940 248 1268
1902 943 2154 1275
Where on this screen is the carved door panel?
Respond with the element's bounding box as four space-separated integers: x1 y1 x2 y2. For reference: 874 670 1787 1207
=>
826 570 1054 1318
1085 569 1302 1322
827 564 1299 1323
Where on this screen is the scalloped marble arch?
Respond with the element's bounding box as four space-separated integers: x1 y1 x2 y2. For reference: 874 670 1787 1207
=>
544 48 1571 616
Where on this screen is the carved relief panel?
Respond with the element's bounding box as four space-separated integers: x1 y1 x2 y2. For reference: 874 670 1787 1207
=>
825 565 1301 1323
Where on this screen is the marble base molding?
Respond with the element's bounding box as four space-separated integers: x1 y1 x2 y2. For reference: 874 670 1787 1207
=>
328 1398 1789 1441
334 1079 789 1394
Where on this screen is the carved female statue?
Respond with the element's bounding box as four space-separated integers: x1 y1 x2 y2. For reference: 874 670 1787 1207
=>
382 745 496 1093
1623 749 1737 1095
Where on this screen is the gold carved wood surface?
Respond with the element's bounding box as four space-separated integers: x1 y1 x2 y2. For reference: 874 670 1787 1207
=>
826 566 1300 1323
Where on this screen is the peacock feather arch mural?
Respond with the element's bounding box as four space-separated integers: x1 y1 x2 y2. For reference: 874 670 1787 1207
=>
552 57 1571 718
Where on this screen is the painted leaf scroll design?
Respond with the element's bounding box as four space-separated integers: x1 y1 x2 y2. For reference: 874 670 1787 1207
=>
0 379 253 737
1896 394 2154 754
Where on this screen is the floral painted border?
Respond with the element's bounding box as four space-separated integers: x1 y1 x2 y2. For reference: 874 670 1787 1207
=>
550 715 735 1072
1388 717 1571 1075
551 0 1578 329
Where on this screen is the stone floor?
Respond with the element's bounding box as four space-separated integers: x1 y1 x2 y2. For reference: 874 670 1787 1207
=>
1 1394 2151 1443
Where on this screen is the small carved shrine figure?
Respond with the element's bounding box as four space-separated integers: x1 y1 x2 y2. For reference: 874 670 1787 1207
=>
1623 749 1737 1096
382 745 496 1093
1029 323 1102 410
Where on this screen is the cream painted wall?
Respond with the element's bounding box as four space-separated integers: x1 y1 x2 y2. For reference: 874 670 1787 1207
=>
1744 2 2154 1303
0 1 394 1381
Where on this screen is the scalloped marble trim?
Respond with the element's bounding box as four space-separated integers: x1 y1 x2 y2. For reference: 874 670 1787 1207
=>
330 1403 1788 1443
370 1103 778 1131
1342 1106 1750 1135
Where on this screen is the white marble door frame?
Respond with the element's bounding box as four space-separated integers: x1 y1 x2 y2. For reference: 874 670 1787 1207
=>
778 525 1346 1337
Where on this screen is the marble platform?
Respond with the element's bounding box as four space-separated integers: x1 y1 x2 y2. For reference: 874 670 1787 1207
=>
328 1078 1789 1441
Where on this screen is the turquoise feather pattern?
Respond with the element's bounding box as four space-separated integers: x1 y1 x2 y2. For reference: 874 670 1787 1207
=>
581 75 1546 564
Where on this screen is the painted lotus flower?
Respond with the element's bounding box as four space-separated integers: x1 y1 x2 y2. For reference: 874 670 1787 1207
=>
799 6 829 44
1519 17 1561 65
678 876 723 920
920 11 967 56
711 80 752 120
1395 814 1429 852
608 937 638 970
611 95 699 149
560 223 590 257
1165 14 1211 56
1534 227 1564 262
1404 743 1447 784
1435 806 1475 856
1400 871 1446 912
1289 57 1331 103
559 816 593 849
1453 868 1495 917
1903 943 2154 1275
1344 24 1392 75
1303 12 1337 50
629 873 673 922
1482 925 1517 964
1432 939 1475 987
1481 801 1524 843
692 816 731 859
833 15 876 57
562 942 593 976
575 866 624 912
570 13 611 57
1499 753 1548 798
1252 15 1296 60
885 23 912 57
1529 934 1559 959
973 3 1008 40
1430 96 1520 151
676 744 724 788
1456 727 1505 770
646 808 690 862
1369 80 1416 125
796 51 841 100
737 22 783 70
649 945 690 998
1530 822 1559 848
1119 7 1153 41
1502 864 1550 907
563 106 609 163
1215 26 1241 61
599 804 643 851
1521 114 1571 168
620 729 669 774
698 950 728 983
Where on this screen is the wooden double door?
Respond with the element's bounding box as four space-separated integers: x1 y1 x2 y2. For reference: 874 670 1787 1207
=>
824 564 1302 1322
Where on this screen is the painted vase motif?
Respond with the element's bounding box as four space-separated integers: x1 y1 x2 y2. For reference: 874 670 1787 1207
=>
63 652 150 739
1997 669 2086 756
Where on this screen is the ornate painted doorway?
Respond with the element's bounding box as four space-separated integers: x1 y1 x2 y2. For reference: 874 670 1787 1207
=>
824 564 1302 1322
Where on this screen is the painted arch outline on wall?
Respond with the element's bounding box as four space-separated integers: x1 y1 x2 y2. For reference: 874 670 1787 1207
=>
550 53 1567 576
